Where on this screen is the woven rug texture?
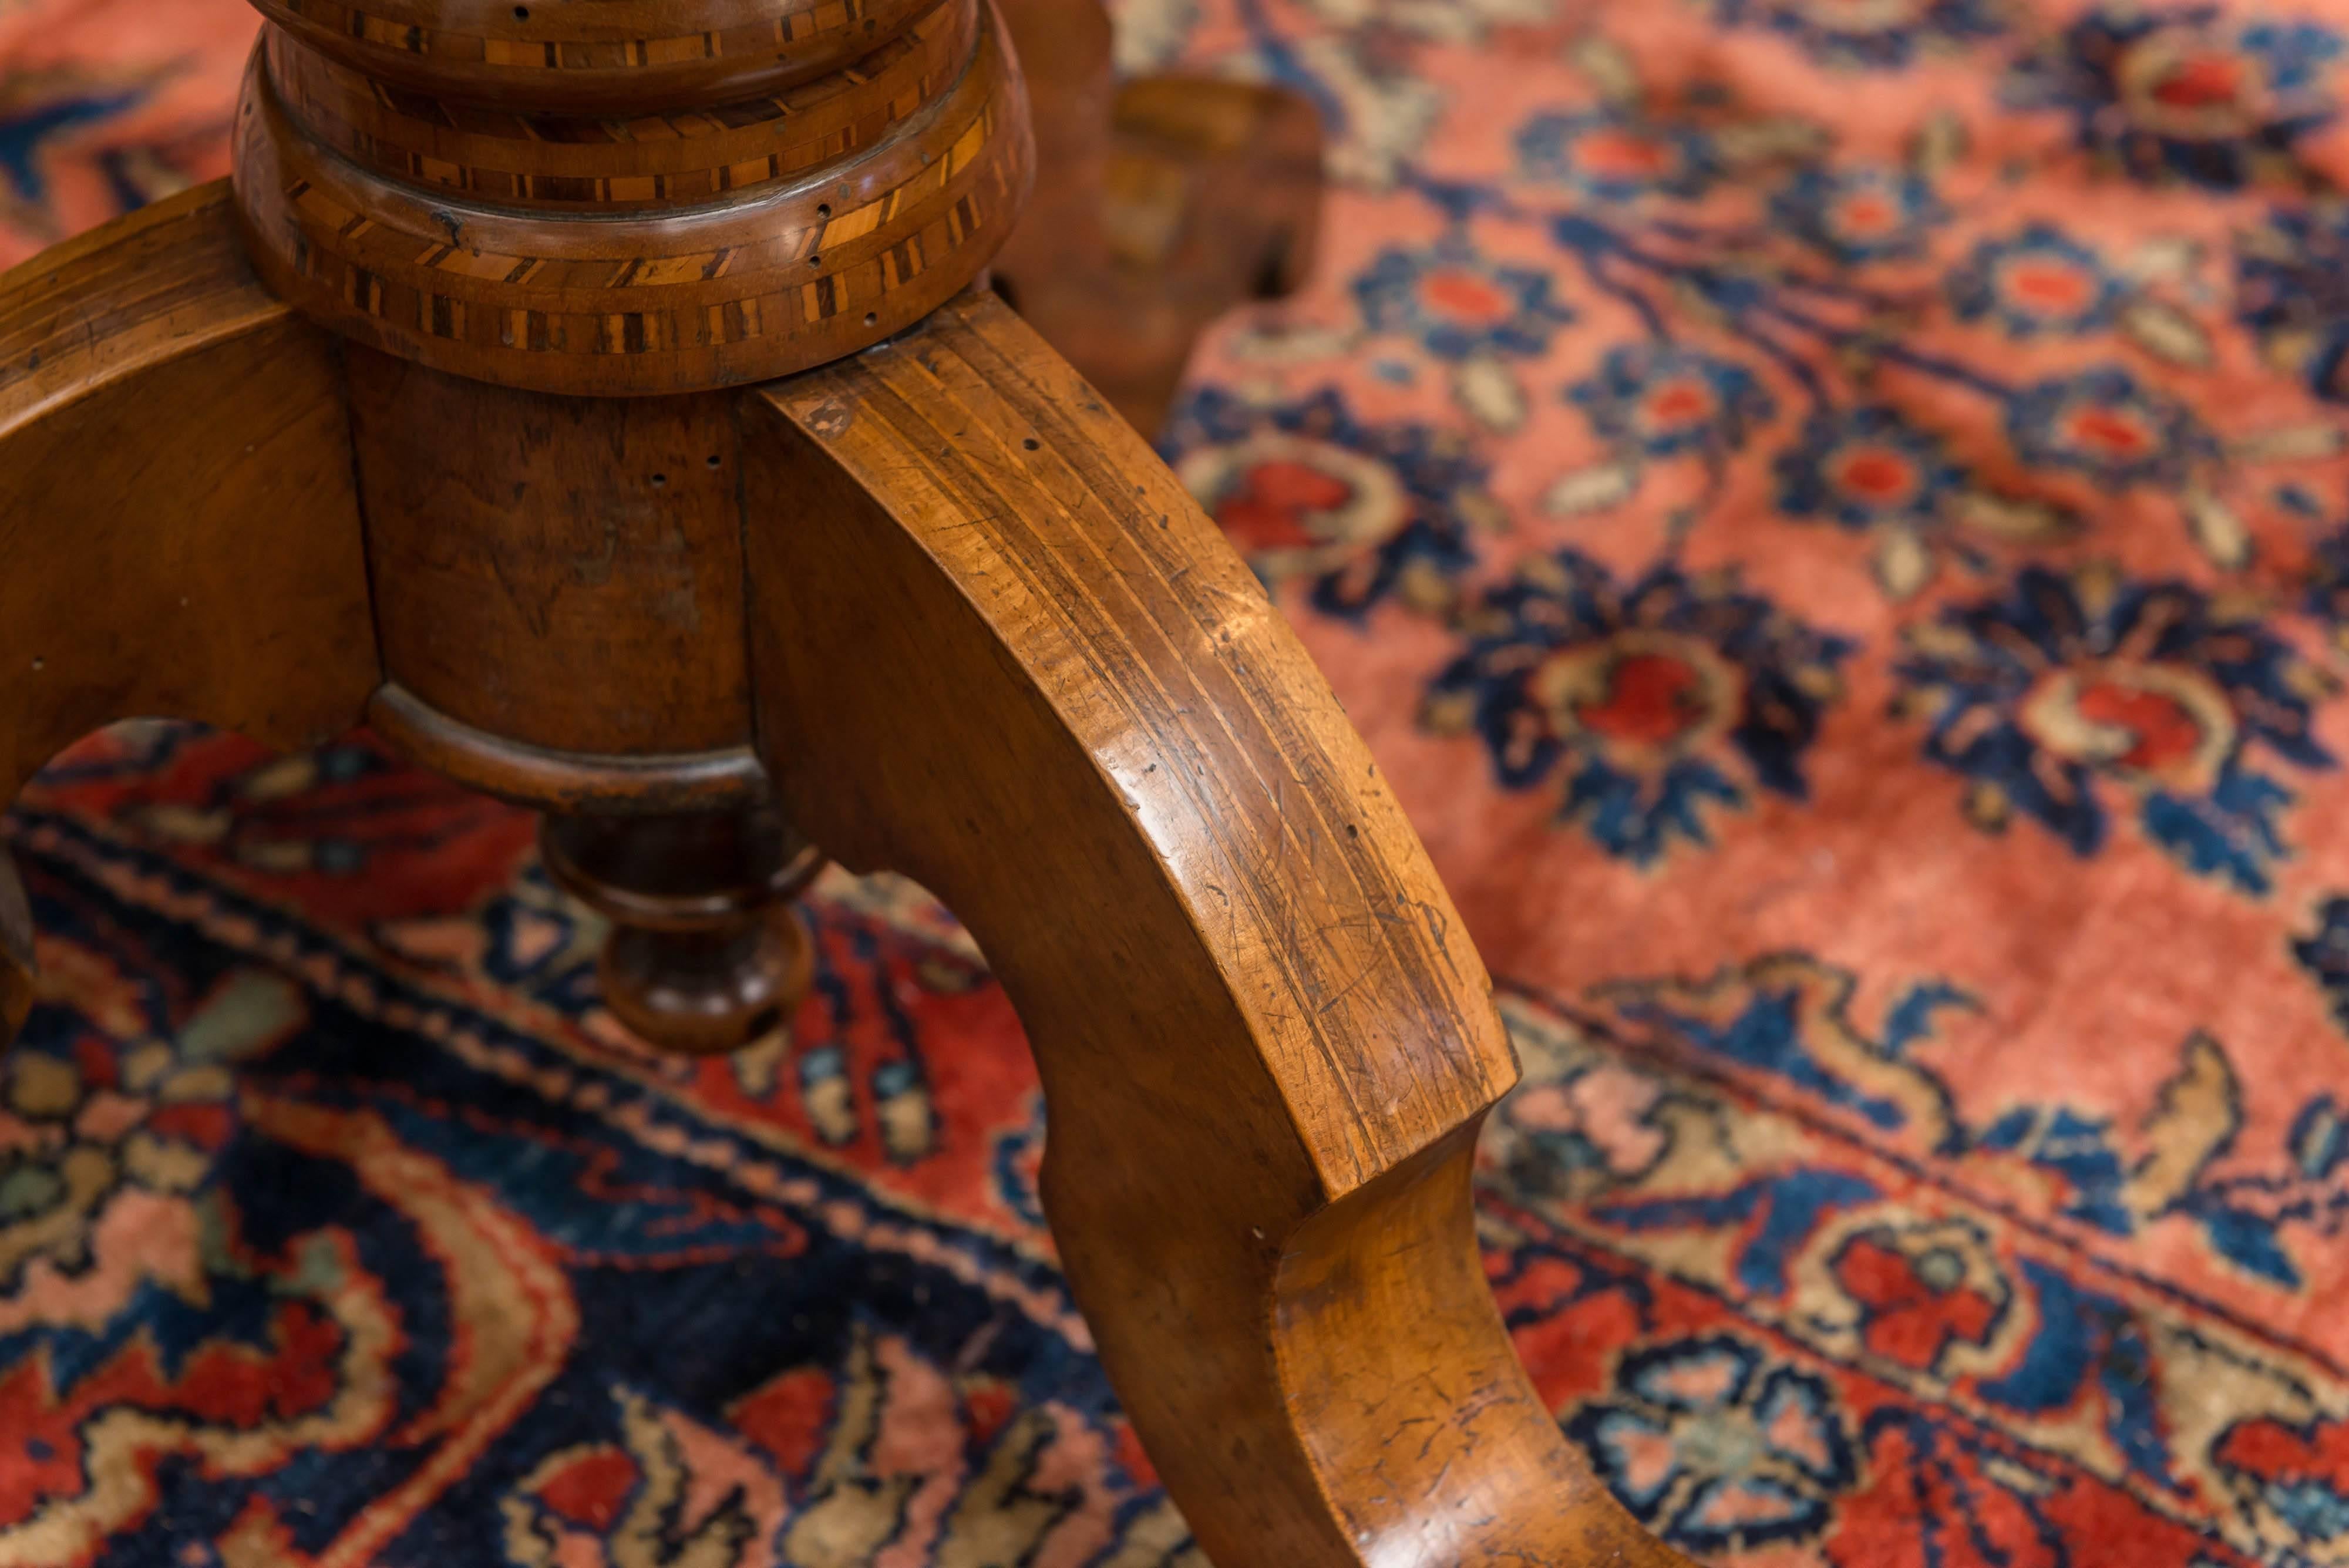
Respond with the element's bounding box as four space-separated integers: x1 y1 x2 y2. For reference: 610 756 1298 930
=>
8 0 2349 1562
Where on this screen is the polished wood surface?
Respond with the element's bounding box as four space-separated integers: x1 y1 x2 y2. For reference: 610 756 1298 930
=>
365 681 768 813
740 289 1691 1567
345 348 755 758
263 0 976 210
0 184 382 1032
542 805 822 1052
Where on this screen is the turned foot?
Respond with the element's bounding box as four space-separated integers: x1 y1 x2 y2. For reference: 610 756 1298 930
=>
541 805 823 1055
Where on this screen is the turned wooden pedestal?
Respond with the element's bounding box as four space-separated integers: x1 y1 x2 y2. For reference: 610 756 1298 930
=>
0 2 1689 1562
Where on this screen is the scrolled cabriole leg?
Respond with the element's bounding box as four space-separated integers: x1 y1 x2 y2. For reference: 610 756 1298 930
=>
732 288 1692 1568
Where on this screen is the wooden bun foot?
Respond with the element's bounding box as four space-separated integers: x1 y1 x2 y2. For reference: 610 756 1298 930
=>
540 805 823 1055
992 0 1324 435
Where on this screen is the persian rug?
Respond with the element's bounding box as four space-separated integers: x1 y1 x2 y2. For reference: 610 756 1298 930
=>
7 0 2349 1563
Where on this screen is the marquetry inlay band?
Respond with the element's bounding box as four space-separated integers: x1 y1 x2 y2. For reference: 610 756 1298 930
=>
231 0 1032 395
248 0 938 112
263 0 973 210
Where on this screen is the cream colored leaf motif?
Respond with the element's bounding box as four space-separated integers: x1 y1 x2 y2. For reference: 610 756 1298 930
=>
502 1390 776 1568
779 1331 1116 1568
612 1392 762 1568
1909 109 1967 179
2184 487 2250 570
933 1409 1073 1568
2122 1032 2241 1220
1714 118 1829 167
1542 460 1638 517
1951 489 2065 543
1873 526 1935 600
1453 355 1527 432
1571 35 1641 106
2228 423 2348 462
1304 0 1556 42
234 751 323 800
2122 236 2199 281
1224 319 1360 365
783 1333 923 1568
124 802 231 845
1289 38 1445 190
2120 298 2213 368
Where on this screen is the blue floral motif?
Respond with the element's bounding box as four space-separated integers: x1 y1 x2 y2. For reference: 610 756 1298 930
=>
1566 1335 1858 1553
2239 204 2349 403
1516 110 1717 201
1947 224 2123 337
1424 553 1855 864
1894 564 2334 893
1570 344 1776 459
1769 165 1945 265
2303 523 2349 648
2005 5 2344 189
1711 0 2003 69
1354 241 1574 360
2293 896 2349 1038
2006 365 2209 490
1775 406 1964 531
1162 387 1486 620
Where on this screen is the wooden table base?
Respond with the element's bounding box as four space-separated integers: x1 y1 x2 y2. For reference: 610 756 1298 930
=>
537 0 1325 1054
0 1 1691 1559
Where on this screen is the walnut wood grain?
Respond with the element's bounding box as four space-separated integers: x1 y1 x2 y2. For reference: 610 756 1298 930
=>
345 348 756 758
542 804 822 1052
0 182 381 1047
737 288 1692 1567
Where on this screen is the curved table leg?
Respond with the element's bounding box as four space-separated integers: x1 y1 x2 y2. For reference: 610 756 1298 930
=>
736 291 1688 1566
0 181 381 1047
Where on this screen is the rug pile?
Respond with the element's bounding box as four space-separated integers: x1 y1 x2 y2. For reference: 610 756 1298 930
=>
6 0 2349 1562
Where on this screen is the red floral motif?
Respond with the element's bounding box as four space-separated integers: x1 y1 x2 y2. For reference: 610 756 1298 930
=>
531 1446 642 1533
1832 1236 2006 1373
1829 445 1924 509
1550 644 1730 755
1417 268 1516 325
2016 661 2237 795
2000 258 2099 315
1575 127 1682 183
2120 35 2266 140
1211 456 1362 553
